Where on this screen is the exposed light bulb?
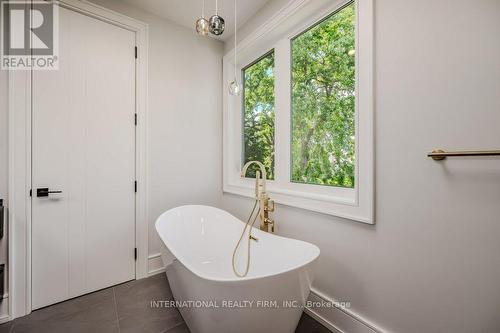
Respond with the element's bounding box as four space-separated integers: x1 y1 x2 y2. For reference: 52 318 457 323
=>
229 79 241 96
195 17 209 36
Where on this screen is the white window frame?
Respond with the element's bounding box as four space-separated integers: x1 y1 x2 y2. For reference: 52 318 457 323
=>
223 0 374 223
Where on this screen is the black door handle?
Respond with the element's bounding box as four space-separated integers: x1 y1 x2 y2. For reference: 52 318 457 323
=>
36 188 63 197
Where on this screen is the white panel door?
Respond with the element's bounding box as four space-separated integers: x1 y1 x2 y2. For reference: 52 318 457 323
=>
31 7 136 309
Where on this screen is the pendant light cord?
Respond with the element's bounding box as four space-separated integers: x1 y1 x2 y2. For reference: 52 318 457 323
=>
202 0 205 17
234 0 237 78
215 0 218 14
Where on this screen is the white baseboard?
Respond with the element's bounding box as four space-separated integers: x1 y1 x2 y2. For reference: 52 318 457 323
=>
305 288 386 333
147 253 165 276
146 255 385 333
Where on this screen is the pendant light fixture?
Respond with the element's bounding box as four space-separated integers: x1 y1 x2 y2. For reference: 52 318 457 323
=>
195 0 209 36
229 0 241 96
209 0 225 36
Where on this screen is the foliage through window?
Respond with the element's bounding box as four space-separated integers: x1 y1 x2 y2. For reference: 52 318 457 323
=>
242 51 275 179
291 2 355 188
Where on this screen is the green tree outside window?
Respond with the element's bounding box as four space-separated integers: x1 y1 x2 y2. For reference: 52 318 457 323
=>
242 51 275 179
291 2 355 188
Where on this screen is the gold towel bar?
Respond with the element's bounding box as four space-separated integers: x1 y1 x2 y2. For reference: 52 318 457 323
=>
428 149 500 161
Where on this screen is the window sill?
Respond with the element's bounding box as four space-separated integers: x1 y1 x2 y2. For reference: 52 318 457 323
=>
223 181 373 224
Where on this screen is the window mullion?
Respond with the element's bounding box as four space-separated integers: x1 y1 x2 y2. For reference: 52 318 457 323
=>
273 38 291 188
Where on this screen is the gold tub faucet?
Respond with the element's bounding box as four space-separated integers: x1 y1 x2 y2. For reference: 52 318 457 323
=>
241 161 275 232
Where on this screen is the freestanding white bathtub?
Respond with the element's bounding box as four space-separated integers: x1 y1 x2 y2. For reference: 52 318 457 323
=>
155 205 320 333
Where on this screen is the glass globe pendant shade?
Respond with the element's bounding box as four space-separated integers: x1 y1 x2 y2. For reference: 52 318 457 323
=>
195 17 209 36
229 79 241 96
209 15 225 35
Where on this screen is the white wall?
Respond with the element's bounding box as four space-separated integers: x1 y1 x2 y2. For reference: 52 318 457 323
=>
222 0 500 332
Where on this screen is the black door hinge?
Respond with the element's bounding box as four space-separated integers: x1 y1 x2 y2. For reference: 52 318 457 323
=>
134 181 137 193
135 46 138 59
29 189 32 197
134 113 137 126
134 248 137 260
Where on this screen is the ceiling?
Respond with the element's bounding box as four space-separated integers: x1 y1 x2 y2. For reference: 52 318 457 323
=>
118 0 271 41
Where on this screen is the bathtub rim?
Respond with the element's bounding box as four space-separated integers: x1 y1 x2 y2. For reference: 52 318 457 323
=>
155 204 320 283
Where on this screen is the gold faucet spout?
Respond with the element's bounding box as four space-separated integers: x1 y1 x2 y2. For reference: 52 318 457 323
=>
241 161 267 194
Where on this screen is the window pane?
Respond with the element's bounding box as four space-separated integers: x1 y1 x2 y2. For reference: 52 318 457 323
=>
243 51 275 179
291 3 355 188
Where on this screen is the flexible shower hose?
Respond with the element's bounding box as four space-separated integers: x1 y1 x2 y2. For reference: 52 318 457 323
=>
232 199 260 277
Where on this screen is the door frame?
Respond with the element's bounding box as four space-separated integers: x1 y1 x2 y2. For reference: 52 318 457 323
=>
8 0 149 319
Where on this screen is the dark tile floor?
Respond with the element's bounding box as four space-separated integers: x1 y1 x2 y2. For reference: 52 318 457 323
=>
0 274 330 333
